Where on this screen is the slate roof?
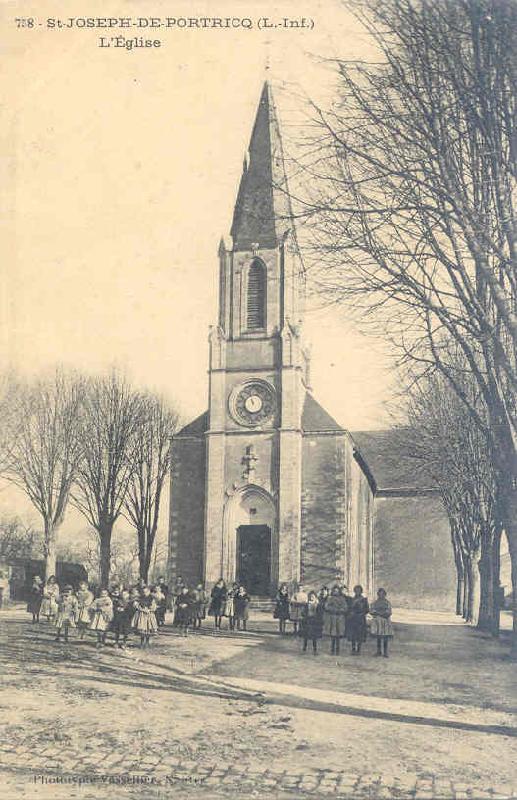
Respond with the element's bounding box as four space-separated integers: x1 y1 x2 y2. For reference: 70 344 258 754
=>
301 393 344 433
351 429 437 493
177 411 209 437
230 81 294 251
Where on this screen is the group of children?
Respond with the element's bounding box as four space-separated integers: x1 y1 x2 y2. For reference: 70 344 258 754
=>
206 579 251 631
27 573 393 657
27 575 170 648
275 583 394 657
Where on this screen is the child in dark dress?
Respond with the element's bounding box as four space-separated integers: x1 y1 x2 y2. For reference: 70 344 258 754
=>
112 589 132 648
208 579 227 630
273 583 290 635
300 591 324 655
176 586 194 636
172 576 185 627
347 585 369 655
234 586 250 631
27 576 43 623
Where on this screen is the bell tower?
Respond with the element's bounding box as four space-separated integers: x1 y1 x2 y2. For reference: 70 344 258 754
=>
204 82 310 593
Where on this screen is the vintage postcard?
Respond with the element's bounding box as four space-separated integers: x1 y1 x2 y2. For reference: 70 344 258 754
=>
1 0 515 798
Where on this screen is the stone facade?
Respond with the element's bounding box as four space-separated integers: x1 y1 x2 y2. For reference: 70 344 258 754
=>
168 82 374 596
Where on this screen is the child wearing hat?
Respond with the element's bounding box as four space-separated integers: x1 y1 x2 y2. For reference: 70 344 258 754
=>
54 585 78 643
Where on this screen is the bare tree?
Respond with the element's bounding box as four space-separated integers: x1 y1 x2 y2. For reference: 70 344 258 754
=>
72 371 142 588
81 529 140 589
398 364 501 631
0 517 42 561
1 369 84 578
124 393 179 582
297 0 517 649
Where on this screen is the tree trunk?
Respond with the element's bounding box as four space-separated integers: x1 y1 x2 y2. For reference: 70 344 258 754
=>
462 558 470 620
470 551 481 626
489 411 517 655
505 523 517 658
477 545 493 631
455 548 464 616
491 528 502 638
98 523 113 588
456 576 464 616
494 474 517 655
138 528 148 582
43 520 59 580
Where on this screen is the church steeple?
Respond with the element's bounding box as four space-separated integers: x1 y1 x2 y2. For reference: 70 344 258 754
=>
230 81 293 251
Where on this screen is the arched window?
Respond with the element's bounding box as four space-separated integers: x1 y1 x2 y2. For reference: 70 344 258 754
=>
246 259 266 329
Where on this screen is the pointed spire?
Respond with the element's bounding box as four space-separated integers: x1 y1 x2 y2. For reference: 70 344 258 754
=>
230 81 293 251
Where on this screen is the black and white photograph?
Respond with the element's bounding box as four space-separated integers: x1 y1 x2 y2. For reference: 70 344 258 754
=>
1 1 516 798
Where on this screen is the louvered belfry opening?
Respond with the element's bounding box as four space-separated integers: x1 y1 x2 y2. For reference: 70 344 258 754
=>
247 259 266 329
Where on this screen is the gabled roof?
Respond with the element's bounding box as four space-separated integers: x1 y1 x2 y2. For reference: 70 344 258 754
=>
230 81 294 251
351 429 437 494
177 411 209 437
301 393 345 433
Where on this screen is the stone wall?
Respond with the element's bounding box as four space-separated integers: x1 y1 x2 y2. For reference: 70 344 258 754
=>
373 494 456 610
301 433 347 589
168 436 206 587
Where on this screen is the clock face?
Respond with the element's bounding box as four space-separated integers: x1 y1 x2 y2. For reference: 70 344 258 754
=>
244 394 263 413
230 381 276 427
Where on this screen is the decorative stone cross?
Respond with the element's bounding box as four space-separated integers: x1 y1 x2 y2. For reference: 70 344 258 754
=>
242 444 258 481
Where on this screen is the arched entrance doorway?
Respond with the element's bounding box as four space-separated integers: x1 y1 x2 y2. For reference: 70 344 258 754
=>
222 485 277 595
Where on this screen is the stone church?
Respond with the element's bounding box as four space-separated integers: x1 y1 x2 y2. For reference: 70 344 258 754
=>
168 82 456 606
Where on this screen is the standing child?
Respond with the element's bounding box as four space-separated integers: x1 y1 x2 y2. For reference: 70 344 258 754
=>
89 589 114 648
192 584 209 629
76 581 94 640
132 585 158 648
225 582 239 631
347 585 369 655
172 576 185 627
324 585 349 655
176 586 194 636
318 586 330 611
208 579 227 631
234 586 250 631
151 585 165 633
273 583 290 635
300 591 324 655
369 588 393 658
40 576 60 623
112 589 133 649
289 584 308 636
155 577 169 627
27 576 43 623
54 585 78 643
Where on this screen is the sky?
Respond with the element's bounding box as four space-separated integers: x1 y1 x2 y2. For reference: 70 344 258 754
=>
1 0 397 536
